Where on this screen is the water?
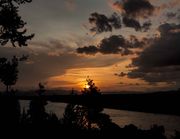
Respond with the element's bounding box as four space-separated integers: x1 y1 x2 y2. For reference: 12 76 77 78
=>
21 101 180 138
104 109 180 138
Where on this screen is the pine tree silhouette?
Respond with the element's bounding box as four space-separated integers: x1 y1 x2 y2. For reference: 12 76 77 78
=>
63 77 117 130
0 0 34 47
0 56 18 92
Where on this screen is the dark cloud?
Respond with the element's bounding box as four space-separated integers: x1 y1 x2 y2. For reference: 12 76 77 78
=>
122 16 141 31
113 0 155 18
108 12 122 29
110 0 154 31
77 45 98 55
89 12 121 34
127 23 180 84
114 72 127 77
98 35 127 54
166 12 177 19
88 6 152 33
122 15 152 31
77 35 146 55
129 35 148 48
77 35 127 55
142 21 152 31
117 82 141 86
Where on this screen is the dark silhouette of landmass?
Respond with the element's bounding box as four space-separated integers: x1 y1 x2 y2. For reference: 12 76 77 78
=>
5 89 179 116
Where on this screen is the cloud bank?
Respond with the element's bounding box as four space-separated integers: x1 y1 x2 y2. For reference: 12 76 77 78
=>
77 35 147 55
127 23 180 84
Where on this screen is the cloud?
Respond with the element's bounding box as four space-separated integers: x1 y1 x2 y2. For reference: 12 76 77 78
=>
31 39 74 56
89 1 153 33
111 0 155 19
110 1 124 13
77 35 146 55
99 35 127 54
142 21 152 31
153 0 180 17
165 10 180 22
77 45 98 55
127 23 180 84
64 0 76 11
166 12 177 19
122 16 141 31
158 0 180 10
89 12 121 34
114 72 127 77
122 16 152 31
77 35 128 55
0 38 126 90
107 0 155 31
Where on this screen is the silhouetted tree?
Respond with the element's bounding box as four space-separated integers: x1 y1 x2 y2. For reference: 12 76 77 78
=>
0 0 34 47
38 82 46 95
0 0 34 91
0 0 34 92
63 77 117 130
81 78 102 129
0 57 22 128
172 131 180 139
28 83 48 124
82 77 101 96
63 103 78 128
0 90 20 127
0 0 34 130
0 0 34 89
0 56 18 92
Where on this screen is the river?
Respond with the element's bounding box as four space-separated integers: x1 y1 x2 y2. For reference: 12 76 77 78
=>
21 101 180 138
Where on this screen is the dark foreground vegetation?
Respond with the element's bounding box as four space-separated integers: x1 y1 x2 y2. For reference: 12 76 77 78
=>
0 79 180 139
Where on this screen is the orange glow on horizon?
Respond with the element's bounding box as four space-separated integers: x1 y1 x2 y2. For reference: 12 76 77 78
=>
47 59 139 91
46 59 173 92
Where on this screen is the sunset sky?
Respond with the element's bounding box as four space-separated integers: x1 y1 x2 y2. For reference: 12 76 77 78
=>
0 0 180 92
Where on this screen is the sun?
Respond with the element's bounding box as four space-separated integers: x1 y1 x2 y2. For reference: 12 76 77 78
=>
85 84 90 89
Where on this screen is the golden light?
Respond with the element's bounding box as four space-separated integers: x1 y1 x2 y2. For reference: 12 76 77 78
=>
85 84 90 89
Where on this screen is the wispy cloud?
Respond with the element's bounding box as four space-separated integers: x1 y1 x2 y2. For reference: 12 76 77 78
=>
64 0 77 11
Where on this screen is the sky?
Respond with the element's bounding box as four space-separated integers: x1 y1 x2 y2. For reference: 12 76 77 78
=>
0 0 180 92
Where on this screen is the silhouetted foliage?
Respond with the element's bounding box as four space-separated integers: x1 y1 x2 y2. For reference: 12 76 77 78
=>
82 77 101 96
28 83 48 124
38 82 46 95
63 78 117 130
0 0 34 47
0 56 18 92
0 89 176 139
0 90 20 128
0 0 34 91
172 131 180 139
